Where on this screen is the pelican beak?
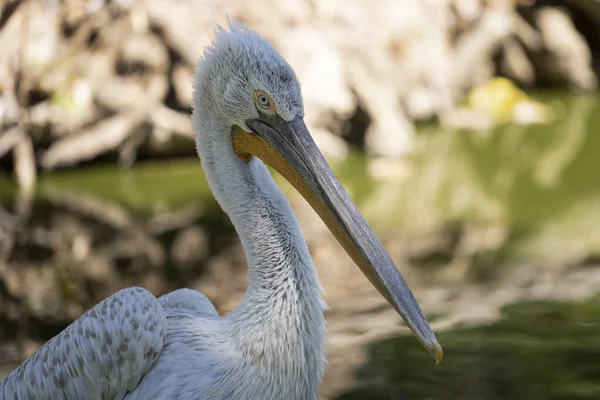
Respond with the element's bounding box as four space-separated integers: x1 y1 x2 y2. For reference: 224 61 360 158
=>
234 114 443 364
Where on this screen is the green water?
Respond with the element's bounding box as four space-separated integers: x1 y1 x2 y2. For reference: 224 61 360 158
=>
336 297 600 400
32 159 212 214
386 92 600 226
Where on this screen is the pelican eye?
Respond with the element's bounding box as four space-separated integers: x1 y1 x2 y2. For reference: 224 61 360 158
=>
254 90 275 112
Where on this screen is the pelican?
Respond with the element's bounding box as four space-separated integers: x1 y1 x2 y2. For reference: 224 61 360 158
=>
0 20 442 399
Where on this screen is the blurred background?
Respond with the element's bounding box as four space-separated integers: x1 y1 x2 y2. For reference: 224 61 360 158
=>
1 0 600 398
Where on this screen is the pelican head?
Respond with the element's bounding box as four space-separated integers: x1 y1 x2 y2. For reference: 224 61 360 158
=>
193 20 442 363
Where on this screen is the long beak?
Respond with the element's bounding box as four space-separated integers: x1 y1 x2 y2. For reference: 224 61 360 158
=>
233 114 443 363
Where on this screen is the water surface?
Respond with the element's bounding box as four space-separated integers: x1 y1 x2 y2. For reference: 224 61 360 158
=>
336 297 600 400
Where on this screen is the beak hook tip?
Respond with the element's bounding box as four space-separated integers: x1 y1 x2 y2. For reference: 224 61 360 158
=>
433 341 443 364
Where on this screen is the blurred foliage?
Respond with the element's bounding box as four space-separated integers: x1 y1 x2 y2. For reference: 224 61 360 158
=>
337 297 600 400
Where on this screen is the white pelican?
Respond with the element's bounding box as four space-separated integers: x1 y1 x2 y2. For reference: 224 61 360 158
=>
0 20 442 400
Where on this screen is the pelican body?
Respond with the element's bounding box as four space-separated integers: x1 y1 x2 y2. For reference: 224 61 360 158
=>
0 21 441 399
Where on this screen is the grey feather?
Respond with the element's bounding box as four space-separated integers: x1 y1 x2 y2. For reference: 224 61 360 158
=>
0 287 167 400
158 289 219 317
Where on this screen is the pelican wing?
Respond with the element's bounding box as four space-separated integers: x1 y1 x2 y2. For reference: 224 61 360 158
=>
0 287 167 400
158 288 219 317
